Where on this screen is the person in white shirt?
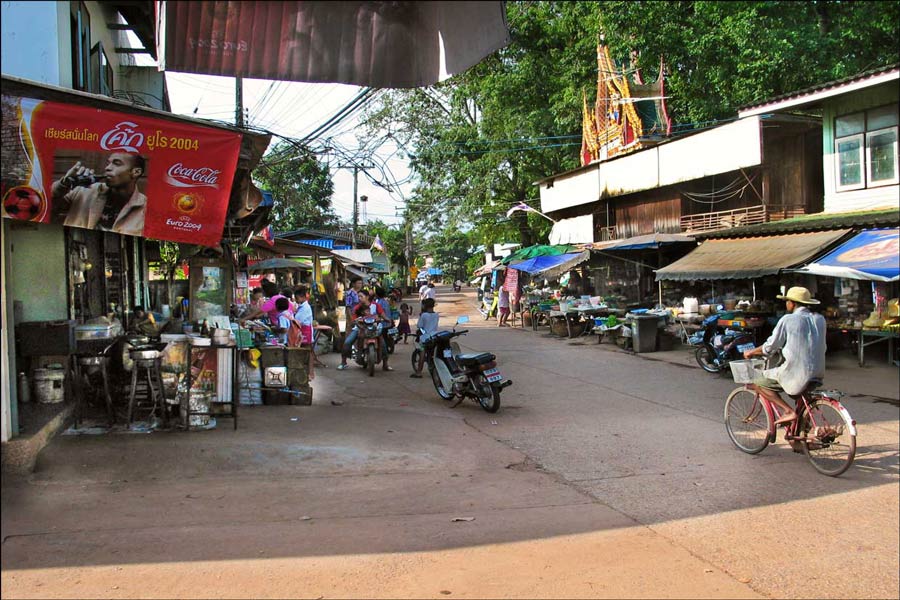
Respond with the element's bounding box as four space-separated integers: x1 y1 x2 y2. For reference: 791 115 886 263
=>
293 285 315 379
410 298 439 378
743 287 827 425
498 288 511 327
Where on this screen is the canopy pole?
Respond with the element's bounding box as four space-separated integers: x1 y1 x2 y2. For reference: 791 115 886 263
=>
752 280 757 301
658 280 663 307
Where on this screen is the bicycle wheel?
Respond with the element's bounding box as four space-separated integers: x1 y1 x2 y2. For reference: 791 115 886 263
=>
801 400 856 477
724 387 771 454
411 348 421 372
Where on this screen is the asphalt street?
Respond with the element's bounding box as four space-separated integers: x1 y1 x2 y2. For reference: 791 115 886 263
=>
2 285 897 599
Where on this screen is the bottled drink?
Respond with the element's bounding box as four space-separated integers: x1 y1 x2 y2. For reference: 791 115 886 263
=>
64 173 107 188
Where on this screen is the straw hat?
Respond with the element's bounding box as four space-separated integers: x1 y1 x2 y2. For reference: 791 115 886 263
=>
776 286 820 305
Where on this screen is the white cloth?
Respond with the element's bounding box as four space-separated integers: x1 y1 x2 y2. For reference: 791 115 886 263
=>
293 301 313 327
419 284 429 299
422 286 436 301
761 306 827 396
417 311 440 341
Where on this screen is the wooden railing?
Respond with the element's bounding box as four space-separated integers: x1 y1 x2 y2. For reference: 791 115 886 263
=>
598 226 618 241
680 205 807 234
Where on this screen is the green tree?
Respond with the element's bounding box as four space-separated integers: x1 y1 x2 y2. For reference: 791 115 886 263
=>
365 220 408 268
254 142 338 232
363 0 898 248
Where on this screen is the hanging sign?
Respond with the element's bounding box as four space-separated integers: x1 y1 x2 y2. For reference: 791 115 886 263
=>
1 94 241 246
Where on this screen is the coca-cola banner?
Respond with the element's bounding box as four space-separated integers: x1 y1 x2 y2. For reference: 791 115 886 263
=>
1 94 241 246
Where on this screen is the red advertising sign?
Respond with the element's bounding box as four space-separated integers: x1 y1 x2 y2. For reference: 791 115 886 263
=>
1 94 241 246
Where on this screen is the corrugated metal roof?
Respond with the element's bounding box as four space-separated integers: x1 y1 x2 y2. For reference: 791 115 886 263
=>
739 63 900 112
656 229 851 281
297 238 335 249
331 249 374 264
696 209 899 240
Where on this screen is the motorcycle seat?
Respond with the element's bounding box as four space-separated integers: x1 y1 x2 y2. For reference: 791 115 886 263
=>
456 352 495 365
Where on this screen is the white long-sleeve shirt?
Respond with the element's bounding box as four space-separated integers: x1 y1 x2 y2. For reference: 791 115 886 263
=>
761 306 826 395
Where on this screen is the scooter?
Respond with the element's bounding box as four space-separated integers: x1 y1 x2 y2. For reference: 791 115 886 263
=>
412 316 512 412
478 291 498 320
453 282 462 292
694 313 756 373
351 316 385 377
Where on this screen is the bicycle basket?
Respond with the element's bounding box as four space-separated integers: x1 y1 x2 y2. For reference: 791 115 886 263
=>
729 359 766 384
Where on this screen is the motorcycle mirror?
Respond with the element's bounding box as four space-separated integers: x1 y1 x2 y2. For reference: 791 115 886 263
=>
456 316 470 325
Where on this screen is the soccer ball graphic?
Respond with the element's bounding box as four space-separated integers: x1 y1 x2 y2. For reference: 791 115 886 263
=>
174 192 201 215
2 186 45 220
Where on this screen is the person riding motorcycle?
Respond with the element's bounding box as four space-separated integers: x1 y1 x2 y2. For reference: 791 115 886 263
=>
338 289 393 371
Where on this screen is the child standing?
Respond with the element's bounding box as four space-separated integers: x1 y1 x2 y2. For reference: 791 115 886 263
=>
398 303 412 343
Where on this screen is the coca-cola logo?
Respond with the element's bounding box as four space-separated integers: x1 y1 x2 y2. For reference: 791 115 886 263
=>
165 163 221 189
100 121 144 153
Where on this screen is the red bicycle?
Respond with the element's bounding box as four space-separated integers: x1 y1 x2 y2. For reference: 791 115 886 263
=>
724 362 857 476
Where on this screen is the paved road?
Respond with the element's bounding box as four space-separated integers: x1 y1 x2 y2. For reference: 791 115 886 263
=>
2 285 897 598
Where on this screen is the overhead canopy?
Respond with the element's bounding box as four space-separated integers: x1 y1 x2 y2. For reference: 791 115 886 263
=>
655 229 851 281
248 257 313 273
159 1 510 88
501 244 581 265
601 232 695 251
789 228 899 282
510 251 590 279
472 261 501 277
331 249 374 264
427 267 444 276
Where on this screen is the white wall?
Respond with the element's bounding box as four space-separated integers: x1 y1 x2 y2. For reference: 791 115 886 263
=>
540 117 763 213
0 1 62 85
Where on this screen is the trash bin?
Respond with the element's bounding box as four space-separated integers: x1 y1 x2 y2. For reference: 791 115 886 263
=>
629 315 658 353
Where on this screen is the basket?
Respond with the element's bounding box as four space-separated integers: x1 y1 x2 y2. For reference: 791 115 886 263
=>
729 359 765 384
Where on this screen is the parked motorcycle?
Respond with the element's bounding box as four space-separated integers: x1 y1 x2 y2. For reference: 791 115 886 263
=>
453 282 462 292
385 323 402 355
351 316 385 376
694 314 756 373
412 316 512 412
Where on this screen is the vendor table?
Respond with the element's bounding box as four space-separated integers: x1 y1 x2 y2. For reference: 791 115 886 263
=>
854 329 899 367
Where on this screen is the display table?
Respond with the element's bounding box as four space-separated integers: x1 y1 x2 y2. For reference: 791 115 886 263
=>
856 329 899 367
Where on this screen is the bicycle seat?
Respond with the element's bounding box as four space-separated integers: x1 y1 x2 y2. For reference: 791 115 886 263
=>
788 380 822 399
456 352 495 365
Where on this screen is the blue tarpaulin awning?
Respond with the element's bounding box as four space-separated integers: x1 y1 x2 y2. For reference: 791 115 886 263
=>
790 228 899 282
427 267 444 276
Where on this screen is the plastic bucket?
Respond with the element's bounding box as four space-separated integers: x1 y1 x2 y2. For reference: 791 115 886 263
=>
34 368 65 403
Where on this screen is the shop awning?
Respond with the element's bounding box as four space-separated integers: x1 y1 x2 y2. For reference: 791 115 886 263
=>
501 244 581 265
602 232 696 251
428 267 444 276
655 229 851 281
510 250 590 279
248 258 313 272
788 228 899 282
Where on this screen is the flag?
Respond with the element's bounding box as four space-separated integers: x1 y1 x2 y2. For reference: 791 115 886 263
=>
506 202 538 218
260 225 275 246
371 234 386 253
506 202 557 223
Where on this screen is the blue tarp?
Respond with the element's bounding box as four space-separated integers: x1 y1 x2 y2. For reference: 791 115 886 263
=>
792 228 899 282
298 239 335 249
427 267 444 276
509 252 584 275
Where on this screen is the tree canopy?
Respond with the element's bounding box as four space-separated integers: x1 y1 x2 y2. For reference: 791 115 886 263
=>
254 142 338 232
362 0 899 249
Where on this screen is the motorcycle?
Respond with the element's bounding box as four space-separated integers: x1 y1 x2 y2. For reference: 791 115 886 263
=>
453 282 462 292
385 322 402 355
351 316 386 376
478 291 497 320
412 316 512 412
694 313 756 373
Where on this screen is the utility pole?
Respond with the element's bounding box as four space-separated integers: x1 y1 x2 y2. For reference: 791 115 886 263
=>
235 76 244 128
351 166 358 247
405 209 414 293
335 163 374 248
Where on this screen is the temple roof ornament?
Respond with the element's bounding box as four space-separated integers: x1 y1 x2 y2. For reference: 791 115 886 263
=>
580 33 672 166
